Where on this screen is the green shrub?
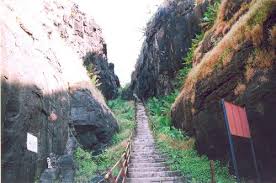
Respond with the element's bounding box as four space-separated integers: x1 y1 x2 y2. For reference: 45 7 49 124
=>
202 0 221 29
176 32 204 87
74 98 135 181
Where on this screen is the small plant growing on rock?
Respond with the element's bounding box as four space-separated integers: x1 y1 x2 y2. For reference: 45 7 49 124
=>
85 64 101 87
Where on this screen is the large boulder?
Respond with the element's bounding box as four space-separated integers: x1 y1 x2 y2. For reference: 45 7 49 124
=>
172 0 276 177
129 0 209 99
0 0 118 182
69 82 118 150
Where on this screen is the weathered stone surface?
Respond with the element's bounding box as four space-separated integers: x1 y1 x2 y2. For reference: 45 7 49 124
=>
40 168 60 183
129 0 209 99
0 0 118 182
50 1 120 99
69 82 118 150
171 0 276 177
83 53 120 100
58 155 75 183
40 154 75 183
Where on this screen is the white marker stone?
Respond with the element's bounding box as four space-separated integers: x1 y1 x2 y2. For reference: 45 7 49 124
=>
27 133 38 153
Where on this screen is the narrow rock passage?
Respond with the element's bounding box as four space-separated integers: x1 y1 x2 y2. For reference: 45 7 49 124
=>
127 102 184 183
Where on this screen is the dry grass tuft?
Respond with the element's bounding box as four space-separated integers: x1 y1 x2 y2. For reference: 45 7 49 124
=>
158 133 195 151
245 66 255 81
182 0 275 96
270 25 276 47
245 47 275 81
217 0 230 22
252 48 275 68
234 83 246 95
195 0 204 5
214 22 227 36
250 24 263 46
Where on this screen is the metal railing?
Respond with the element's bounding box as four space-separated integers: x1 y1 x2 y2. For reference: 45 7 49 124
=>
104 132 133 183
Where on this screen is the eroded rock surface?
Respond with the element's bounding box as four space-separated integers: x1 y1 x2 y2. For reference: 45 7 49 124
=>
69 82 118 150
172 0 276 177
1 0 118 182
43 0 120 99
129 0 209 99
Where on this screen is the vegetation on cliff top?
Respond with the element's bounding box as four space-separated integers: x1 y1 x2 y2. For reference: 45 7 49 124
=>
74 98 135 182
184 0 276 94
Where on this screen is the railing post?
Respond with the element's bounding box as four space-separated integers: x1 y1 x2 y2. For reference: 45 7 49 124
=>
103 131 133 183
210 160 216 183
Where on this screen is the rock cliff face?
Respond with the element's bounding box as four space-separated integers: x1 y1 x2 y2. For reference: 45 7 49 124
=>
129 0 209 99
172 0 276 177
1 0 118 182
45 0 120 99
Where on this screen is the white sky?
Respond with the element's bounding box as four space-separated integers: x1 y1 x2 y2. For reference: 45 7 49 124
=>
77 0 164 85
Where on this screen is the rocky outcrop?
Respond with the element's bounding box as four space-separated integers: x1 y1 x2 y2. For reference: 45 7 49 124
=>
129 0 209 99
47 0 120 99
83 53 120 100
69 82 118 150
0 0 118 182
172 0 276 178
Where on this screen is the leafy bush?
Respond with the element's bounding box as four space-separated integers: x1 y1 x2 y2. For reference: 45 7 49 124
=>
202 0 221 29
176 32 204 87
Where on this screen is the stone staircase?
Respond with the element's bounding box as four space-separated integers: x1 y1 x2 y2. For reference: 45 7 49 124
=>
127 103 184 183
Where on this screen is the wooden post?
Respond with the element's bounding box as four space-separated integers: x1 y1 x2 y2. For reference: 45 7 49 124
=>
210 160 216 183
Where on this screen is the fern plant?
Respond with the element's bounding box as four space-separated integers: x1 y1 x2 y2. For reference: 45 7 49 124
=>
202 0 221 29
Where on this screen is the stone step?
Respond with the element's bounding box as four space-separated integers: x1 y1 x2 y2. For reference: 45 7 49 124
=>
126 176 184 183
133 137 153 139
132 141 154 143
131 150 157 154
130 158 166 163
133 138 154 141
128 171 182 178
132 143 155 146
131 155 164 159
128 166 169 172
131 148 156 151
132 146 156 149
132 142 155 144
130 158 165 162
130 154 165 159
129 162 168 168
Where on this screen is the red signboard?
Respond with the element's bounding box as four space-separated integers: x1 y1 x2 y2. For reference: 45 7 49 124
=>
224 101 251 138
